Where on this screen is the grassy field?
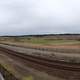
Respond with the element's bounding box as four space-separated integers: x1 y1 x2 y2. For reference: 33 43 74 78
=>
0 37 80 52
13 37 80 45
0 37 80 46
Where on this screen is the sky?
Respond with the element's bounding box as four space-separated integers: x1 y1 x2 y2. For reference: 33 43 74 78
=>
0 0 80 35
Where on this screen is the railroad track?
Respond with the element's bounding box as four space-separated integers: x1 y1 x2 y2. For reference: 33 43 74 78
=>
0 46 80 72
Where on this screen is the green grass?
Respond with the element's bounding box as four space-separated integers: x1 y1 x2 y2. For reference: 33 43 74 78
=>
22 76 33 80
1 37 80 45
19 38 80 45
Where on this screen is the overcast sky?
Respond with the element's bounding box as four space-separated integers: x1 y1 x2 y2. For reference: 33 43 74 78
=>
0 0 80 35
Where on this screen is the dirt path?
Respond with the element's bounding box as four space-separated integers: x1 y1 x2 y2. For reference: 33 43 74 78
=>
0 51 65 80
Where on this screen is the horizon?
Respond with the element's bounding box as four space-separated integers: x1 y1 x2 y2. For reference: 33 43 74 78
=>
0 33 80 37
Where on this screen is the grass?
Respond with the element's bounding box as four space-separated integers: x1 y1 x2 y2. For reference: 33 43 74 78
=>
18 38 80 45
22 76 33 80
1 37 80 46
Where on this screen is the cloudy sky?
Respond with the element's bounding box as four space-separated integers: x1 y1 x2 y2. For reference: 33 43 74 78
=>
0 0 80 35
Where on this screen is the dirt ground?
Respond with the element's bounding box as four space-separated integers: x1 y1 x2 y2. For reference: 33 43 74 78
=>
0 51 66 80
1 41 80 51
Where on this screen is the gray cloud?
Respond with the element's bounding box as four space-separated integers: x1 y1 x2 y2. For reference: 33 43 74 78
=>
0 0 80 35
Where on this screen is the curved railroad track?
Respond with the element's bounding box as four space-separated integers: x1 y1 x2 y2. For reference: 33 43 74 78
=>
0 46 80 72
